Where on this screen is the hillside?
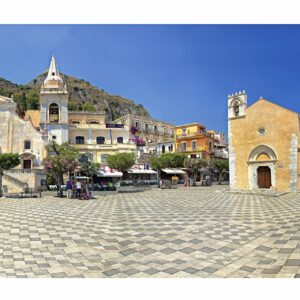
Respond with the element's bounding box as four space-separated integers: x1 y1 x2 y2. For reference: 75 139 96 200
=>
0 72 150 121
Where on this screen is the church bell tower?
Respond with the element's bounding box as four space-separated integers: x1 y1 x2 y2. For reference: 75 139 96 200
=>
40 55 69 144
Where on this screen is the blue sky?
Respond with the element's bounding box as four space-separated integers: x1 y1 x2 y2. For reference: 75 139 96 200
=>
1 25 300 134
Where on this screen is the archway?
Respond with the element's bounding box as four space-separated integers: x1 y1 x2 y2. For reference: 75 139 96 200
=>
49 103 59 123
248 145 277 189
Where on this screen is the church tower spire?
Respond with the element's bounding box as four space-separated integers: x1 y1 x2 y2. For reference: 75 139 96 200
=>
42 55 66 91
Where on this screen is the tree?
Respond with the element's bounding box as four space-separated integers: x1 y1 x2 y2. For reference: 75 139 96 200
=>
184 158 208 186
211 159 229 184
43 141 79 196
78 153 101 182
0 153 20 196
150 153 186 170
26 90 39 110
14 92 27 116
150 153 187 186
68 99 78 111
107 152 135 173
81 102 97 112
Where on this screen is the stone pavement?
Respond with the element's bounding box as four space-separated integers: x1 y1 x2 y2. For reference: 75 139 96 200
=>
0 185 300 278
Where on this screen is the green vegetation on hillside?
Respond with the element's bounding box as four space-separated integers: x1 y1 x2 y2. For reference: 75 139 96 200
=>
0 71 150 120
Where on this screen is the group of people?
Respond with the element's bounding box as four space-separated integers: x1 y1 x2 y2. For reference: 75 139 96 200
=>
66 179 92 200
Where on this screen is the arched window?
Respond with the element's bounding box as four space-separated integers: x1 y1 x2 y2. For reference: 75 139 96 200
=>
49 103 59 123
96 136 105 144
75 136 85 144
233 101 240 117
117 137 124 144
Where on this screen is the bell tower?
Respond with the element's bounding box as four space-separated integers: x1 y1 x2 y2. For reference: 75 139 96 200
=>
227 90 247 190
228 90 247 119
40 55 69 144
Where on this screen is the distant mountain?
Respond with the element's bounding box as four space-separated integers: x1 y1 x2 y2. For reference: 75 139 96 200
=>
0 72 150 121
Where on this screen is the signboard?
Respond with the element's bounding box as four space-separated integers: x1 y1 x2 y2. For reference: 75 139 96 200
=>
106 124 124 128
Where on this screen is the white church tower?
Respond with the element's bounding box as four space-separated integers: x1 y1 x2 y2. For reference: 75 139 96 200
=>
40 55 69 144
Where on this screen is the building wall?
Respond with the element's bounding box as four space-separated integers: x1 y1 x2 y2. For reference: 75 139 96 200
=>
229 99 300 192
113 114 174 143
0 110 46 168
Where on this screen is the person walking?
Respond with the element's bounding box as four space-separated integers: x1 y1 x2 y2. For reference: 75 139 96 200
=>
76 180 81 199
66 180 72 199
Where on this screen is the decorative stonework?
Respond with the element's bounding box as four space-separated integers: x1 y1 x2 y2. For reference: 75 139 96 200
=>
289 134 298 192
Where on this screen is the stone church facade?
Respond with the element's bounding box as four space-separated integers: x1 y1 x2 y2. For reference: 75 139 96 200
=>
228 91 300 192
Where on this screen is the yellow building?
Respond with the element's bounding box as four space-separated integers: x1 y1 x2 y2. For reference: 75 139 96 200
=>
174 123 214 159
228 91 300 192
68 111 136 163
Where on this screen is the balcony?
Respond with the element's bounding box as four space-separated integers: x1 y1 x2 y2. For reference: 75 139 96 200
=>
176 132 208 139
71 142 136 151
177 146 208 153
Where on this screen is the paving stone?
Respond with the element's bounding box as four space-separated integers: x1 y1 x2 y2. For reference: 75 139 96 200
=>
143 268 160 275
240 266 256 272
183 267 199 274
284 259 300 266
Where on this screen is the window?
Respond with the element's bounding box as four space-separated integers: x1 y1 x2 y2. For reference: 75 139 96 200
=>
101 154 110 163
209 141 213 151
117 137 124 144
192 141 197 151
89 121 99 124
201 152 206 159
145 123 149 132
75 136 85 144
154 125 158 132
135 121 139 129
169 145 173 152
24 140 31 150
181 142 187 151
162 145 165 153
52 135 57 140
182 128 187 136
96 136 105 144
72 121 80 124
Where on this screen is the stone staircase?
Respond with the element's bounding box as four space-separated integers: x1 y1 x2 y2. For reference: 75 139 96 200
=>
2 172 28 193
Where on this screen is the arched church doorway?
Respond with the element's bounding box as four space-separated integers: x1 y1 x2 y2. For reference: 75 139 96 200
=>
257 166 271 188
248 145 277 189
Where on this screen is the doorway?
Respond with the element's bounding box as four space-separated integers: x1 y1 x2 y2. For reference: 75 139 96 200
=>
257 166 271 188
23 160 32 169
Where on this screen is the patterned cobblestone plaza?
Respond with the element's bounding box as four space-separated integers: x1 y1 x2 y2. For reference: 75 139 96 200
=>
0 186 300 278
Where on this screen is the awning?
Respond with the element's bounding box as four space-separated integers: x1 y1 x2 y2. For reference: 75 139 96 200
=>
162 168 186 175
97 170 123 177
128 169 157 174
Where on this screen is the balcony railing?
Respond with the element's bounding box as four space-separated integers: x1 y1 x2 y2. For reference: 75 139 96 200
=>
5 169 46 175
177 146 208 153
176 132 208 139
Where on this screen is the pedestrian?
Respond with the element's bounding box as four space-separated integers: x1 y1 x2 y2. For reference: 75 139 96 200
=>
76 180 81 199
66 179 72 199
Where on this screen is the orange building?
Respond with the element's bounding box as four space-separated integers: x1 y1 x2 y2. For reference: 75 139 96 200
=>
174 123 214 159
